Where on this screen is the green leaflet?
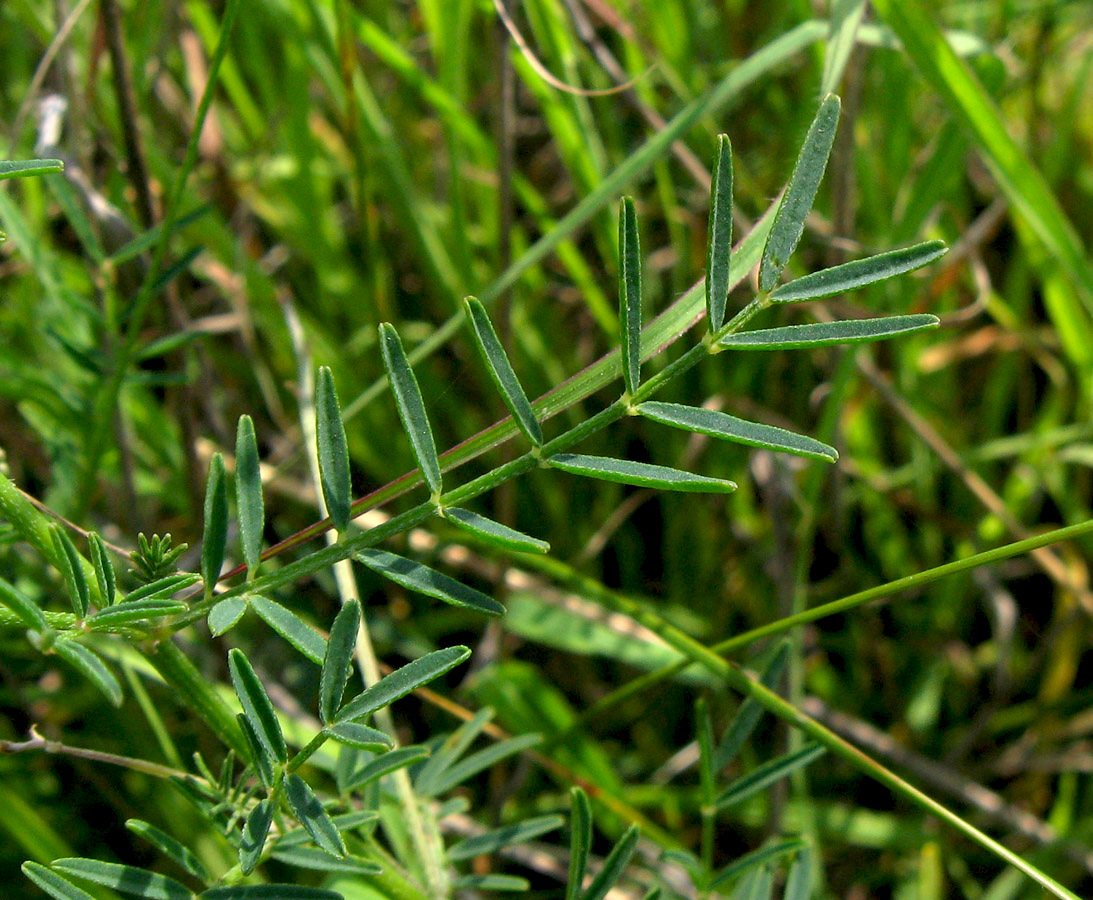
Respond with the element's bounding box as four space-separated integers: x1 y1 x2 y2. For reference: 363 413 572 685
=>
783 846 813 900
726 866 773 900
124 573 201 603
21 863 96 900
548 454 737 493
0 575 49 631
228 648 287 765
715 643 790 771
452 875 528 892
270 846 382 875
285 774 346 858
379 323 442 496
200 887 343 899
0 159 64 179
239 715 275 789
580 824 639 900
49 858 192 900
708 839 806 892
201 453 229 598
249 595 327 664
618 197 642 395
235 415 265 578
239 798 273 875
341 746 431 792
566 788 592 900
771 240 947 302
53 641 122 707
316 367 352 532
715 744 827 810
638 402 838 463
126 818 210 881
719 315 940 350
208 596 248 636
464 297 542 446
706 135 734 331
759 94 841 292
355 548 505 617
87 598 186 629
448 814 565 861
322 722 392 749
413 707 493 794
444 507 549 554
320 599 361 723
334 645 471 724
50 526 89 619
416 733 541 798
88 533 116 607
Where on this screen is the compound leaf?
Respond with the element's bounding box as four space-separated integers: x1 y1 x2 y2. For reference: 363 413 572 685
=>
355 549 504 617
548 454 736 493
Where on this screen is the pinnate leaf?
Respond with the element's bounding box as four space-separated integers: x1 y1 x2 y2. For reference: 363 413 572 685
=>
201 452 228 597
49 858 192 899
235 415 265 577
706 134 734 331
321 599 360 722
444 507 549 554
771 240 947 302
638 402 837 462
249 595 327 664
316 367 352 532
53 641 122 706
548 454 736 493
335 646 471 724
464 297 542 446
719 315 940 350
618 197 642 395
229 648 287 765
285 774 346 858
355 548 505 616
759 94 841 292
379 323 442 496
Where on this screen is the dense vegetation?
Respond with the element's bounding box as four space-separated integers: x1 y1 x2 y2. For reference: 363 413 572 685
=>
1 1 1092 899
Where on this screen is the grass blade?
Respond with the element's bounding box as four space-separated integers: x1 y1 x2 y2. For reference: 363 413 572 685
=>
618 197 642 396
249 595 327 665
316 367 352 533
335 646 470 724
201 453 228 600
379 323 442 497
49 858 192 899
0 575 49 631
355 548 505 616
759 94 841 292
444 507 549 554
285 774 346 859
342 746 431 792
53 641 122 707
448 814 565 861
719 315 940 350
322 722 392 749
771 240 948 303
0 159 63 180
21 863 95 900
715 744 827 810
235 416 264 579
464 297 542 446
126 818 210 881
638 402 838 463
566 788 592 900
580 824 639 900
706 135 733 331
239 798 273 875
709 839 805 892
88 533 116 608
228 648 287 765
320 600 360 723
208 596 248 637
548 454 737 493
50 526 89 619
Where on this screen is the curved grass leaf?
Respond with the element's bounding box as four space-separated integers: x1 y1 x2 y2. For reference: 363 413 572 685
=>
708 838 806 891
379 323 442 496
88 533 116 607
342 745 431 792
285 774 346 858
49 859 192 900
208 596 248 637
355 549 505 617
464 297 542 446
88 597 186 629
249 595 327 665
706 135 734 331
759 94 841 292
719 315 940 350
618 197 642 395
316 367 352 533
235 415 265 577
0 575 49 631
322 722 392 750
417 733 542 798
638 402 837 462
124 573 201 604
448 814 565 861
566 788 592 900
51 526 89 619
321 600 361 723
200 887 343 900
715 744 827 810
444 507 549 554
783 845 813 900
771 240 947 302
0 159 64 179
238 715 275 789
270 846 381 875
53 641 122 706
240 798 273 875
548 454 737 493
21 862 96 900
580 824 640 900
229 648 287 765
335 646 471 725
715 643 790 771
126 818 210 881
452 875 529 892
201 452 228 598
